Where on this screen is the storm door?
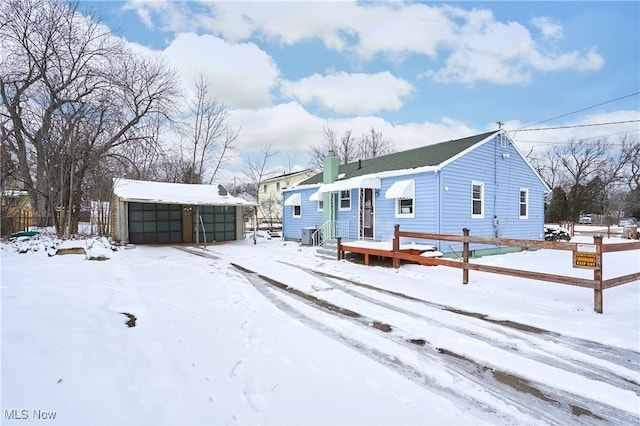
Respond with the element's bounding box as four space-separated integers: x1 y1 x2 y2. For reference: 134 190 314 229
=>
360 188 374 239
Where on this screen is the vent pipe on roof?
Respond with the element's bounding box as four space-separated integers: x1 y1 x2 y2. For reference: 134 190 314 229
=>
358 159 362 169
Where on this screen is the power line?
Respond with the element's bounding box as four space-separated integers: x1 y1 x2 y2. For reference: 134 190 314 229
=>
515 92 640 131
514 119 640 132
517 128 640 144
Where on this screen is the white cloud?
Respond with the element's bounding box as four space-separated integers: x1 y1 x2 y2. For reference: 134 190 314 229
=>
429 8 604 85
124 1 605 86
531 16 564 40
162 33 279 109
280 71 414 115
123 1 603 86
228 102 325 153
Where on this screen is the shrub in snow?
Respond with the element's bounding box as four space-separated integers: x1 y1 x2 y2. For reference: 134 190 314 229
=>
545 227 571 242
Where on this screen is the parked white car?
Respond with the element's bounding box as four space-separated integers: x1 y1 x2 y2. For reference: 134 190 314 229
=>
578 216 592 224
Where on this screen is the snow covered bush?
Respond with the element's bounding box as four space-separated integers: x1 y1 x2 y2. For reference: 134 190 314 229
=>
545 227 571 242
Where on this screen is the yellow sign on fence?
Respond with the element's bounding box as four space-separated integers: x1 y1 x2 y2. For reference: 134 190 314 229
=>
573 245 598 270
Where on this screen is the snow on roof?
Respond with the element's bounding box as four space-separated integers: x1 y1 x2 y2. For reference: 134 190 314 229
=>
112 178 256 206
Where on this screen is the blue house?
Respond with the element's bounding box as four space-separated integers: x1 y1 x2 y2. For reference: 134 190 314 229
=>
282 130 550 255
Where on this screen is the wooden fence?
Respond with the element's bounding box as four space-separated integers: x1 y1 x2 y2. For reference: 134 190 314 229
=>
1 207 34 236
337 225 640 314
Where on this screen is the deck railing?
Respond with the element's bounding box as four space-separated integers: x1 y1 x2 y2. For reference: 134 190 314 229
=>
312 220 350 246
337 225 640 314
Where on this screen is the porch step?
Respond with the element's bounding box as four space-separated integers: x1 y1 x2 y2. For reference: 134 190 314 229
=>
315 238 357 260
315 238 338 260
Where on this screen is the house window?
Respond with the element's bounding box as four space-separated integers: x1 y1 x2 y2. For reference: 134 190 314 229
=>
397 198 414 217
471 181 484 218
500 133 506 148
263 184 267 193
293 205 301 218
339 190 351 210
519 188 528 219
317 199 323 212
276 182 280 191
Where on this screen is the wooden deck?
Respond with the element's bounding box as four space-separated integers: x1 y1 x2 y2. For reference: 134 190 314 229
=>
337 239 443 266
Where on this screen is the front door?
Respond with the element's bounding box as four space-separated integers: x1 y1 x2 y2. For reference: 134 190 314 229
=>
361 188 374 239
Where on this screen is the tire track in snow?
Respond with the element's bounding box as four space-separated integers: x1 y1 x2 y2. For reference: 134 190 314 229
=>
172 247 638 423
308 266 640 373
232 262 639 425
230 263 525 425
281 262 640 395
231 261 640 425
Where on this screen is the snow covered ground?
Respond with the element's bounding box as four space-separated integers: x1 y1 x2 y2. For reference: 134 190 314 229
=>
1 230 639 425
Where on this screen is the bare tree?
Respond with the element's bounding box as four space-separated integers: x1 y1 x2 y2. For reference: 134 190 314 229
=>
310 126 387 168
359 127 393 159
0 0 179 236
620 134 640 191
244 145 277 227
181 73 238 184
557 138 610 186
529 145 564 189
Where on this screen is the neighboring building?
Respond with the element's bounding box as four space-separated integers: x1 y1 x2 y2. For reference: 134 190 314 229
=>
281 130 550 255
1 188 33 236
257 169 317 225
111 178 256 244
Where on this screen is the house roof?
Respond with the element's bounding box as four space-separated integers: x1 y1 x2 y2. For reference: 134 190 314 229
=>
262 168 317 183
300 130 499 185
112 178 257 206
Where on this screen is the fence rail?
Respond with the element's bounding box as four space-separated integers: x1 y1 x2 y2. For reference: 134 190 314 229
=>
338 225 640 314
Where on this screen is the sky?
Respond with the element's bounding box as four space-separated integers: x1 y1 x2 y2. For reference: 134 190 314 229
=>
76 1 640 180
2 229 639 424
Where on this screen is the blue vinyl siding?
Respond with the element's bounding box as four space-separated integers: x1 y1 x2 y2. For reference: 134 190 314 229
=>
440 134 546 252
375 172 438 244
282 187 323 241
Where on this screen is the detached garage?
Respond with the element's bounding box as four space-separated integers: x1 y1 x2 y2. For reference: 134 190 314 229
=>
111 178 255 245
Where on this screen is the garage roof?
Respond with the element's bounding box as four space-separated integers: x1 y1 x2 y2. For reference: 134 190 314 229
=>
113 178 256 206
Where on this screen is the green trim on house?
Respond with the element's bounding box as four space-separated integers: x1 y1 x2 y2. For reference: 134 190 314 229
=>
441 245 525 259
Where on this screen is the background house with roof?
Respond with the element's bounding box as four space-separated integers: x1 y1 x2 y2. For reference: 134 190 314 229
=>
256 169 317 226
281 130 550 256
111 178 256 245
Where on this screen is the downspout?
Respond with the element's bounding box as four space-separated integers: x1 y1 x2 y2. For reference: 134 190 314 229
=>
436 169 442 252
195 205 200 245
493 134 499 237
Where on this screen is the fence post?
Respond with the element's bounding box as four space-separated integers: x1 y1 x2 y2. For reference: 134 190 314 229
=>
462 228 469 284
593 235 603 314
337 237 342 261
393 224 400 268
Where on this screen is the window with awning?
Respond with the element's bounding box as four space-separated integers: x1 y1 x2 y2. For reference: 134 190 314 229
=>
385 179 415 217
385 179 415 199
308 190 322 201
319 176 381 193
284 193 301 206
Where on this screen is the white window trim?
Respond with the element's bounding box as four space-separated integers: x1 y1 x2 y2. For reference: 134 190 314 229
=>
471 181 484 219
293 205 301 218
339 190 351 211
396 198 415 218
394 185 415 219
317 199 323 212
519 188 529 219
